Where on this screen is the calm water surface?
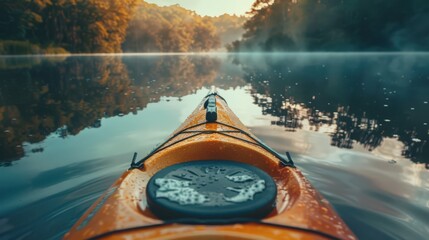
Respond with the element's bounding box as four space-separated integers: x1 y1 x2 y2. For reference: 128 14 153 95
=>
0 53 428 239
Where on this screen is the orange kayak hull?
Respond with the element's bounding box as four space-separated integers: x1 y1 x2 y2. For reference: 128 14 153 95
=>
65 94 356 240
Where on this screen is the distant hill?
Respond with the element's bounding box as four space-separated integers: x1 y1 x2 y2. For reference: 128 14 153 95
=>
205 14 247 49
123 2 246 52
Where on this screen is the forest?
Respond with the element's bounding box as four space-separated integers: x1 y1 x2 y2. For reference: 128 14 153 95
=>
230 0 429 51
0 0 245 54
2 0 429 54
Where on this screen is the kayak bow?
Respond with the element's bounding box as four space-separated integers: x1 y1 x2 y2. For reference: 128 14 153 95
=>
65 92 356 240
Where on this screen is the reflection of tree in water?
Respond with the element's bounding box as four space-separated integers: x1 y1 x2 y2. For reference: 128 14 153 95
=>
253 93 384 150
123 56 220 98
0 57 135 164
239 54 428 165
0 56 221 165
333 108 383 150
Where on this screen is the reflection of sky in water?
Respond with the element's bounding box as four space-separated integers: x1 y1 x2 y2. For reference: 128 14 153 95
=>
0 54 428 239
251 121 429 239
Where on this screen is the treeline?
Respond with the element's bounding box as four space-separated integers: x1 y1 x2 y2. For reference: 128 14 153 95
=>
230 0 429 51
0 1 245 54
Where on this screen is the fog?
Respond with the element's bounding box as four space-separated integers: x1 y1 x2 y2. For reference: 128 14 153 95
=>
232 0 429 52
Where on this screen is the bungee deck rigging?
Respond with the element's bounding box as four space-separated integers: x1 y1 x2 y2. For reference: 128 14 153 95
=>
131 93 294 169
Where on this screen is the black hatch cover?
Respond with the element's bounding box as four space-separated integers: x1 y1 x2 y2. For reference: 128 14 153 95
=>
146 160 277 221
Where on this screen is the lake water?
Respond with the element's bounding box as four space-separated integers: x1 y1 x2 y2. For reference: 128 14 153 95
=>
0 53 428 239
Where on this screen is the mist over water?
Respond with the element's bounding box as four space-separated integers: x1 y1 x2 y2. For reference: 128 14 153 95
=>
0 53 428 239
233 0 429 52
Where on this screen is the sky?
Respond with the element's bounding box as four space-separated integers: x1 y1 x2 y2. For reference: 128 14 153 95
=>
145 0 255 16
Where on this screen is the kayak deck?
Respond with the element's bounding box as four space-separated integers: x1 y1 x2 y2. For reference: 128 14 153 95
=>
65 93 356 240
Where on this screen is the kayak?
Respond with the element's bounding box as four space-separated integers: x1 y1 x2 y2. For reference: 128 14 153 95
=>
65 91 356 240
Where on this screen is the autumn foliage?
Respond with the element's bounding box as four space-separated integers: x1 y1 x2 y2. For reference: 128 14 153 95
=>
0 0 245 54
123 2 219 52
0 0 139 53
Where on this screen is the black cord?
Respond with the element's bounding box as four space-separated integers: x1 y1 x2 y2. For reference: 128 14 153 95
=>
131 122 209 169
86 218 344 240
211 121 295 167
182 130 240 134
131 120 294 169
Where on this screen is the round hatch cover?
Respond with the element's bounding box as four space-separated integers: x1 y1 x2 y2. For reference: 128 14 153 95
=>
146 160 277 221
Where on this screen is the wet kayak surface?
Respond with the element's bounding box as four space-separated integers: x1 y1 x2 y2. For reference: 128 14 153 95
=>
0 53 428 239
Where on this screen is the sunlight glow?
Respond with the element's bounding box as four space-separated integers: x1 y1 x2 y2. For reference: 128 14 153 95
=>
145 0 255 16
